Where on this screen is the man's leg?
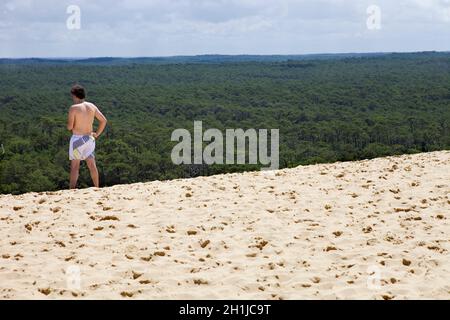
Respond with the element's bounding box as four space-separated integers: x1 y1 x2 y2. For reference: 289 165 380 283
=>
86 157 99 188
70 160 81 189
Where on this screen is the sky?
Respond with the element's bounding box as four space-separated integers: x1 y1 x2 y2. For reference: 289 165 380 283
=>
1 0 450 58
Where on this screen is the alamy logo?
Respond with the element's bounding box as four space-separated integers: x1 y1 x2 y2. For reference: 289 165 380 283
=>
367 5 382 30
171 121 279 170
366 265 382 290
66 265 81 290
66 5 81 30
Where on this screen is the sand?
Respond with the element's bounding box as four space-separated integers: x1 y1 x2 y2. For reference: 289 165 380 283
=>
0 151 449 300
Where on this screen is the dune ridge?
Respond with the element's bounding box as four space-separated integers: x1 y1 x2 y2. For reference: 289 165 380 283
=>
0 151 449 299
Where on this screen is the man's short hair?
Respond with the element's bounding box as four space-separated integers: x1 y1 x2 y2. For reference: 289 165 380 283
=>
71 85 86 99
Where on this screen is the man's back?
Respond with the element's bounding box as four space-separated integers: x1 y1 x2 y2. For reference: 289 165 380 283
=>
70 102 97 135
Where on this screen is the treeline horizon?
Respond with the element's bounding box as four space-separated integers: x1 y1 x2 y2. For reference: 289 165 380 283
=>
0 52 449 194
1 51 448 65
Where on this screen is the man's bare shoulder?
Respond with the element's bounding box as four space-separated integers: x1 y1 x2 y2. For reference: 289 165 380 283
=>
69 104 81 112
85 101 99 110
70 102 97 112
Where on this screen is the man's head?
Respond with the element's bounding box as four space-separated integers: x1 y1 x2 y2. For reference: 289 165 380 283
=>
71 85 86 102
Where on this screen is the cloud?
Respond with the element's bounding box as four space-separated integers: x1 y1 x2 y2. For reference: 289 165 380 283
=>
0 0 449 57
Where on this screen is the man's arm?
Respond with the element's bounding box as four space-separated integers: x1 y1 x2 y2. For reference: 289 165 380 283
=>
93 106 107 138
67 106 76 131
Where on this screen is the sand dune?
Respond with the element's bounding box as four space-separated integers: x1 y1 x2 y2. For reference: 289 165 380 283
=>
0 151 449 300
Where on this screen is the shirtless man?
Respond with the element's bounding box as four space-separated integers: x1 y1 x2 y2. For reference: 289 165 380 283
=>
67 85 107 189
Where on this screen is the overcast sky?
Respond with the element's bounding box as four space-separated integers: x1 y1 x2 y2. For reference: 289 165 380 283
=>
1 0 450 58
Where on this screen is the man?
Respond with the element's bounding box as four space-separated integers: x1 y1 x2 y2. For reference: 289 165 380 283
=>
67 85 107 189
